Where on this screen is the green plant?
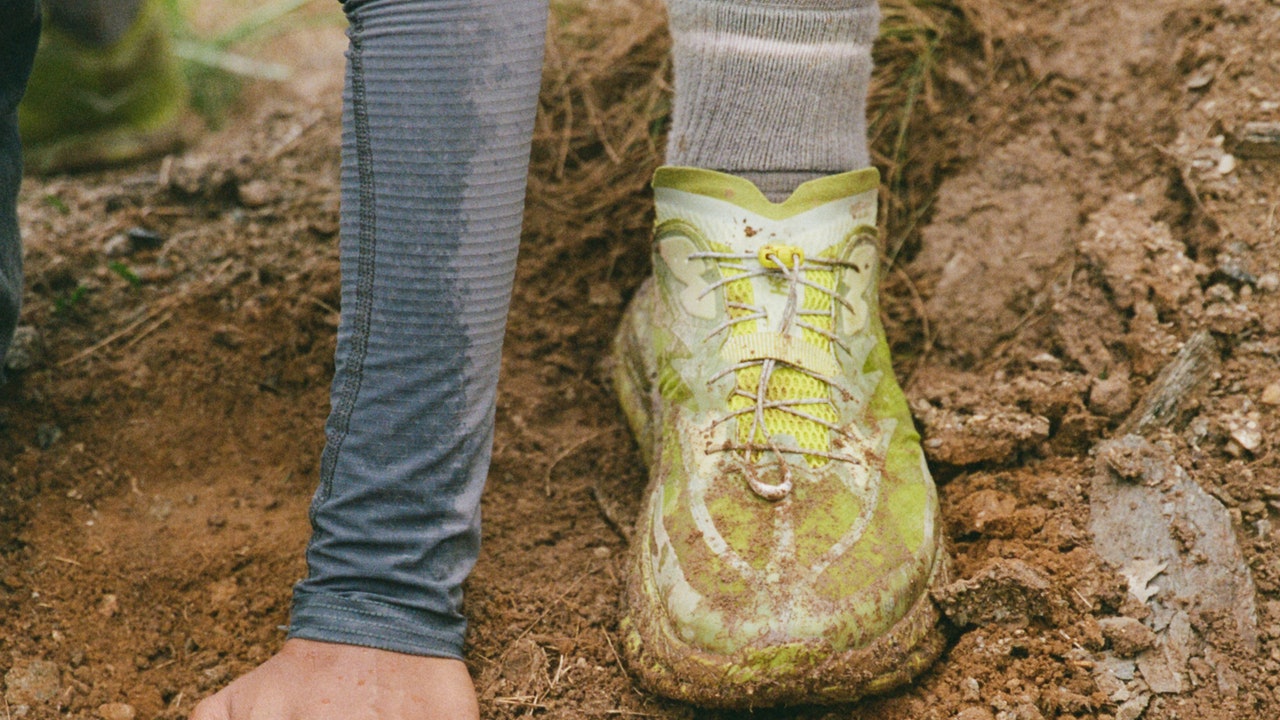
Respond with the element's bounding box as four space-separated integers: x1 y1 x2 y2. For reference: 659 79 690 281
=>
155 0 339 125
42 194 70 215
107 261 143 288
53 285 88 314
869 0 969 267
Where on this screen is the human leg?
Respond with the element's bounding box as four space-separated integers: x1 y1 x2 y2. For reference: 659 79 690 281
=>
289 0 548 664
0 0 41 368
614 0 948 707
195 1 546 717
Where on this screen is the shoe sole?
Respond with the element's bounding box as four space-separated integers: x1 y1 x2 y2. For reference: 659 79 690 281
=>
611 278 951 709
23 109 196 175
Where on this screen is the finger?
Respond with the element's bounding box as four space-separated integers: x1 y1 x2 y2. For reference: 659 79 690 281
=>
189 694 230 720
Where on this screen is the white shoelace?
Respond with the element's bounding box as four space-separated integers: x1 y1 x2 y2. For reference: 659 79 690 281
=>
689 247 869 500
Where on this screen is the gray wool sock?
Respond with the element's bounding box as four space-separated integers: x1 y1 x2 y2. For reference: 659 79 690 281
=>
663 0 880 201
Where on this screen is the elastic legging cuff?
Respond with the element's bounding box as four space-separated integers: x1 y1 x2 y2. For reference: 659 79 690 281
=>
288 590 466 660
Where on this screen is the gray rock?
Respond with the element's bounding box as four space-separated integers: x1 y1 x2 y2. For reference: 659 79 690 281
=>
1137 646 1186 694
4 325 43 372
1115 692 1151 720
1090 435 1258 650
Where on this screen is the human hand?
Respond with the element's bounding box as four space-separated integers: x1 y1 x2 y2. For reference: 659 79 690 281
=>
190 638 479 720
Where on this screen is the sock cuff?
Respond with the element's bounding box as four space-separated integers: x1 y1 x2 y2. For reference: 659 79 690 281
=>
666 0 880 39
668 0 878 15
664 0 879 178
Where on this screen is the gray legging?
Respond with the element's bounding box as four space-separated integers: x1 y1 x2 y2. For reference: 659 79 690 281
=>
0 0 546 658
288 0 548 659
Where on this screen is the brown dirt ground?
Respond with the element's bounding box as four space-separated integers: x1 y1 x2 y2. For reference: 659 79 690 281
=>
3 0 1280 718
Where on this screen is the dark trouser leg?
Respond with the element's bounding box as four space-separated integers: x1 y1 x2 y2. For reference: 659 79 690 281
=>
0 0 41 368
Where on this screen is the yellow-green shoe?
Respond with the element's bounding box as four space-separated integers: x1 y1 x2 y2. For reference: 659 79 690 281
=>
18 0 190 173
613 167 949 709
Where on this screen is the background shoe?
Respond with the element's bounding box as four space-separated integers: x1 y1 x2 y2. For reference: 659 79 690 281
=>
613 167 950 708
18 0 190 173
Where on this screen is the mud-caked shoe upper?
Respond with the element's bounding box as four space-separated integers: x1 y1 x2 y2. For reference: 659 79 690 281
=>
615 167 947 707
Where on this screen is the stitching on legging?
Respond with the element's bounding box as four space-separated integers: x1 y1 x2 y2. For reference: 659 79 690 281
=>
315 13 376 514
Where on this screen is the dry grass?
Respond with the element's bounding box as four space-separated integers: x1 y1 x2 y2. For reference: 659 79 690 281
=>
526 0 986 266
524 0 672 261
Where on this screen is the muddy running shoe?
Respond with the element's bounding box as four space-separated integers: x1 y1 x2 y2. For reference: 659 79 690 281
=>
612 167 949 708
18 0 190 173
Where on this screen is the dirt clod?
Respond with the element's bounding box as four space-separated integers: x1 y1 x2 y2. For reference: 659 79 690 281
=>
1099 616 1158 658
932 558 1065 627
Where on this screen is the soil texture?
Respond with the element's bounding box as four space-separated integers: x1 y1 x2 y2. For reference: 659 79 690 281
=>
3 0 1280 718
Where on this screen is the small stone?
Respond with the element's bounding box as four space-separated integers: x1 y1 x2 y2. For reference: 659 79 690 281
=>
125 226 165 251
97 703 136 720
1008 703 1044 720
1116 692 1151 720
103 234 132 257
1186 65 1216 90
148 496 174 521
1216 153 1236 175
97 594 119 618
237 180 274 208
201 664 230 686
1089 374 1133 417
1233 121 1280 158
4 660 62 705
961 676 982 702
1261 384 1280 406
1028 352 1062 370
1227 418 1263 452
1258 273 1279 293
4 326 44 372
1098 616 1157 657
35 423 62 450
591 546 612 559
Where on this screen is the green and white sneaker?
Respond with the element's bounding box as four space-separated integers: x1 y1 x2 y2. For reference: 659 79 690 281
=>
613 167 949 708
18 0 190 173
